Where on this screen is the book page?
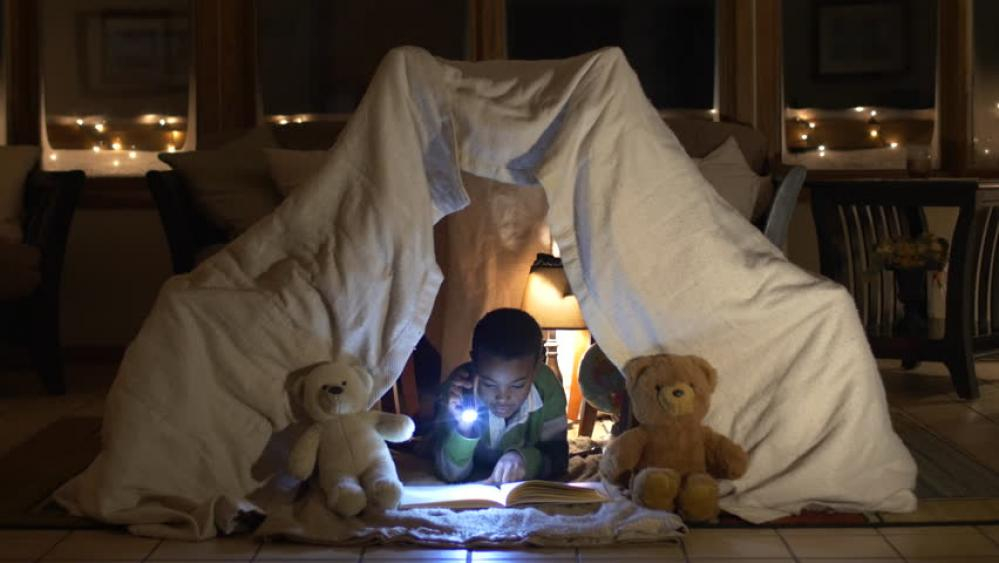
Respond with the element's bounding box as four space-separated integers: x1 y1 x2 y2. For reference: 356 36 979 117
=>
399 483 506 509
504 480 609 506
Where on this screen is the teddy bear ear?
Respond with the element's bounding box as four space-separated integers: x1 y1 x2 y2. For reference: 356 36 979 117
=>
690 355 718 392
622 355 657 390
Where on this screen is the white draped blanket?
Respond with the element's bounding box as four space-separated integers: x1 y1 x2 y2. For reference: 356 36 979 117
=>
55 47 915 538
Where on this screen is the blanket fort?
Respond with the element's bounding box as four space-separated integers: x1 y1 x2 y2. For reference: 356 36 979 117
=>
55 47 916 538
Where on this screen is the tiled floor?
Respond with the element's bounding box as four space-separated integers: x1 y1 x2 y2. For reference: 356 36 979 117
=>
1 360 999 561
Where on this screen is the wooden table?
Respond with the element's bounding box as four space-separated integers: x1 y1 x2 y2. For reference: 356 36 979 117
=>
809 179 999 399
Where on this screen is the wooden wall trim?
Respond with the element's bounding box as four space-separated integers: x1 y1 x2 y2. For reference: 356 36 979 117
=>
6 0 39 145
755 0 783 165
938 0 973 175
468 0 507 61
194 0 259 146
717 0 783 163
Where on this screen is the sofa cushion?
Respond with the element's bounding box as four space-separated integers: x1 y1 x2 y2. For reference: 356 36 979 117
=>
263 149 331 196
0 146 41 244
694 136 769 220
159 127 282 238
0 241 41 300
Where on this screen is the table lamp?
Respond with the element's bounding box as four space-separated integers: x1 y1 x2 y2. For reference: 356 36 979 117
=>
521 253 587 384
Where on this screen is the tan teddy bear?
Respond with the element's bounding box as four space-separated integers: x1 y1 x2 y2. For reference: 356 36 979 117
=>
599 353 748 522
288 358 415 517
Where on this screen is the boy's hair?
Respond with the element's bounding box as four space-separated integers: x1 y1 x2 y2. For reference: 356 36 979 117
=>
471 308 543 363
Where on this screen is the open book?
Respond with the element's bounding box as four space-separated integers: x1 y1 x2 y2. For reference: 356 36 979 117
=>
399 480 609 510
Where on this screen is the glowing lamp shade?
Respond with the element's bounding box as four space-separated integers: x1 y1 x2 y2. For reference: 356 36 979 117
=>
521 254 586 330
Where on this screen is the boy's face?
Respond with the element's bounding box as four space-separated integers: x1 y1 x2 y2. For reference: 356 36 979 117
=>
472 353 538 419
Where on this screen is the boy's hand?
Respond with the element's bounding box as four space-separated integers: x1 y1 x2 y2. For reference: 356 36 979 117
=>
447 368 476 436
485 451 526 484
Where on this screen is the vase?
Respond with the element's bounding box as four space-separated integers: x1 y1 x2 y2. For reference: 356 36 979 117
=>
893 268 929 335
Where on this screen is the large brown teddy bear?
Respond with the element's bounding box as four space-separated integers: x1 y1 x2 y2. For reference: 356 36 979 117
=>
599 353 748 522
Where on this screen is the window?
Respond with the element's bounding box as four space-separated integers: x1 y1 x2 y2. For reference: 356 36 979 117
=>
506 0 716 112
782 0 938 170
256 0 467 120
40 0 192 175
973 0 999 169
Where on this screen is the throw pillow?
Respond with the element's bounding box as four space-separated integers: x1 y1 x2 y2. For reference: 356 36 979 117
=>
0 146 41 243
694 136 769 220
263 149 331 196
159 126 282 238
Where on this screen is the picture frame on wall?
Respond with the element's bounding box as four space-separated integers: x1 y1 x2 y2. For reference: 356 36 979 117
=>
77 10 189 96
813 0 908 78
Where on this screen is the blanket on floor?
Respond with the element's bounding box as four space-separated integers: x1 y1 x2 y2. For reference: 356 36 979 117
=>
55 47 915 539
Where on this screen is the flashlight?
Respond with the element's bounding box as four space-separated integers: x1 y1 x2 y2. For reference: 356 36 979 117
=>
459 377 479 424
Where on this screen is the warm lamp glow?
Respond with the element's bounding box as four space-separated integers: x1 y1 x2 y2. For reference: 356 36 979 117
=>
854 106 865 112
49 153 58 161
94 123 105 133
522 255 586 330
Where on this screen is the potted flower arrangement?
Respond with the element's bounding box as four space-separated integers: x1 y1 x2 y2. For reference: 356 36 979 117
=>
869 232 949 335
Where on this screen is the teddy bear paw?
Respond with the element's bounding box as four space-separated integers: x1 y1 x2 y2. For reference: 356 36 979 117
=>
368 478 403 510
678 473 720 522
329 482 367 517
633 467 681 512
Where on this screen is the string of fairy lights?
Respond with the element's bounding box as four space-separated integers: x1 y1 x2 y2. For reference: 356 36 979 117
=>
42 101 999 168
790 102 999 160
46 114 187 168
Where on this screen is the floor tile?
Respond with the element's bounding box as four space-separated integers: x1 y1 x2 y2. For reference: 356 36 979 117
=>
578 542 684 560
147 536 260 560
981 524 999 544
883 528 999 558
470 549 576 561
253 540 361 560
0 530 69 560
681 529 790 559
877 499 999 523
41 530 159 560
777 527 880 536
879 524 983 534
782 534 898 558
902 558 999 563
797 559 903 563
362 547 468 559
683 559 794 563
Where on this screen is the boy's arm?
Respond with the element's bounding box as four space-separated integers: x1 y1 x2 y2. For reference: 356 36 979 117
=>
511 366 569 480
432 366 482 482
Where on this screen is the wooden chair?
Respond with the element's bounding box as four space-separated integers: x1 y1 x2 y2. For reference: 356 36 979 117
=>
810 179 999 400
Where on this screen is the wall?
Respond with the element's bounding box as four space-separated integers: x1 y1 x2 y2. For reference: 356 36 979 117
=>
60 209 171 348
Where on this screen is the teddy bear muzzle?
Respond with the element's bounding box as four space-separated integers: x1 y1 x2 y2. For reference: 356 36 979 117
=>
656 382 695 416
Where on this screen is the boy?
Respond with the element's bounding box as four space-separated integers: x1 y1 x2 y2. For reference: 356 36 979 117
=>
433 308 569 484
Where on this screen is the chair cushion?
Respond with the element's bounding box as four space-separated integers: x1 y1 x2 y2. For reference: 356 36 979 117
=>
159 127 282 238
263 149 331 196
694 136 770 220
0 242 41 300
0 146 41 244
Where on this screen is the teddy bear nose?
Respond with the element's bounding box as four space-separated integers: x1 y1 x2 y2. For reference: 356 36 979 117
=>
326 385 343 395
672 389 685 398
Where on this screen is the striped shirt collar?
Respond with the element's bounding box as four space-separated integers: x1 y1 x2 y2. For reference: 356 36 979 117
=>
485 384 542 445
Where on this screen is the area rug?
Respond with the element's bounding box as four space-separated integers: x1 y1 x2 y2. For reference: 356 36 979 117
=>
3 414 999 531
